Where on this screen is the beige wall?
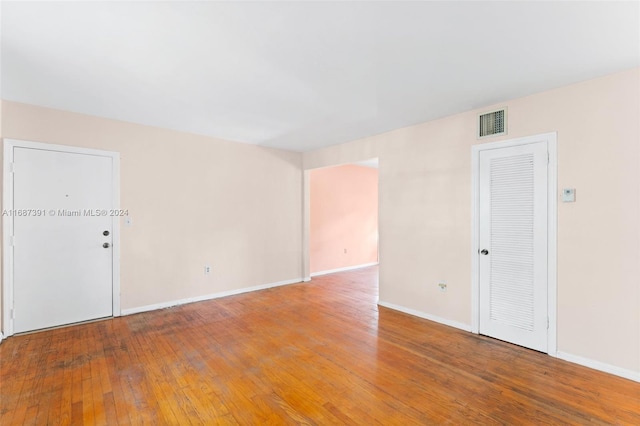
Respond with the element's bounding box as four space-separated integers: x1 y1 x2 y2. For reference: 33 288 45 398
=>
304 68 640 375
1 102 303 320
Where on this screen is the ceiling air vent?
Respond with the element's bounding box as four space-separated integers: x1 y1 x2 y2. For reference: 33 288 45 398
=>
478 108 507 138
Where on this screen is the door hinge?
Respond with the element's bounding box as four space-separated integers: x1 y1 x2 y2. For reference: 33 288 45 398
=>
10 308 14 320
547 152 550 164
9 236 15 247
8 163 15 174
547 317 549 329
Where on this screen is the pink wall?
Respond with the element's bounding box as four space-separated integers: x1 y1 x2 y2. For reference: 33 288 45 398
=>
310 164 378 274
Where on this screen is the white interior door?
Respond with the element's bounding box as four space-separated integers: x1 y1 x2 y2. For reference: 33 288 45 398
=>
11 146 114 333
478 141 548 352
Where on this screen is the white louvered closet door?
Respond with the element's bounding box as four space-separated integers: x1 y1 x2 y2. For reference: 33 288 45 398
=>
479 141 548 352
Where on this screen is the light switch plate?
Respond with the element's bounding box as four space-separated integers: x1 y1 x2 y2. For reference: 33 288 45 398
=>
562 188 575 203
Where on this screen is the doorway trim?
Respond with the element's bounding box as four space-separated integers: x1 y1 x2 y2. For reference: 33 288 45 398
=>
2 138 121 337
471 132 557 355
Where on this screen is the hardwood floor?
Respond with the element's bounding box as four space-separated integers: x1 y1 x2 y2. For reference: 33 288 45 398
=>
1 266 638 425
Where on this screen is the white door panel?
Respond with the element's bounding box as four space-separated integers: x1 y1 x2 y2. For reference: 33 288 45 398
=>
479 141 548 352
13 147 113 333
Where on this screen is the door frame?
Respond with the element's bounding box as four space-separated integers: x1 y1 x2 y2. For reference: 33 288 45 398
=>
471 132 558 356
2 138 121 337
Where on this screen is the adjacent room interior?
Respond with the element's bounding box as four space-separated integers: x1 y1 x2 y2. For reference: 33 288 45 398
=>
309 160 379 278
0 1 638 424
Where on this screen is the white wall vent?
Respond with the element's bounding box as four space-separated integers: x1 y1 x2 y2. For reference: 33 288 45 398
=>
478 108 507 138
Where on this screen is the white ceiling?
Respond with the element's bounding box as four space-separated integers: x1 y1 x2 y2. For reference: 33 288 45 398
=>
2 1 638 152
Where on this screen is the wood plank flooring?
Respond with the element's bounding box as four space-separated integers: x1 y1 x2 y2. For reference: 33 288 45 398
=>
1 266 639 424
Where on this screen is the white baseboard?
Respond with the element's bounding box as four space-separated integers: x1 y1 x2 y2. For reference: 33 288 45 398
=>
556 351 640 383
0 332 3 344
310 262 378 277
377 300 472 332
377 302 639 382
122 277 303 316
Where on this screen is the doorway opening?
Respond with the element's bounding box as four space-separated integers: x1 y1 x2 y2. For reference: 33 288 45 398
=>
303 159 379 297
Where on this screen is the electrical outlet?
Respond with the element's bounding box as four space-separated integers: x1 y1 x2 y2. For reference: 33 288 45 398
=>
204 265 211 275
438 282 447 292
562 188 576 202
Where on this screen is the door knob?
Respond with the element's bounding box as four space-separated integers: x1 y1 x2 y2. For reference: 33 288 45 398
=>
103 230 110 236
103 242 110 248
480 249 489 255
